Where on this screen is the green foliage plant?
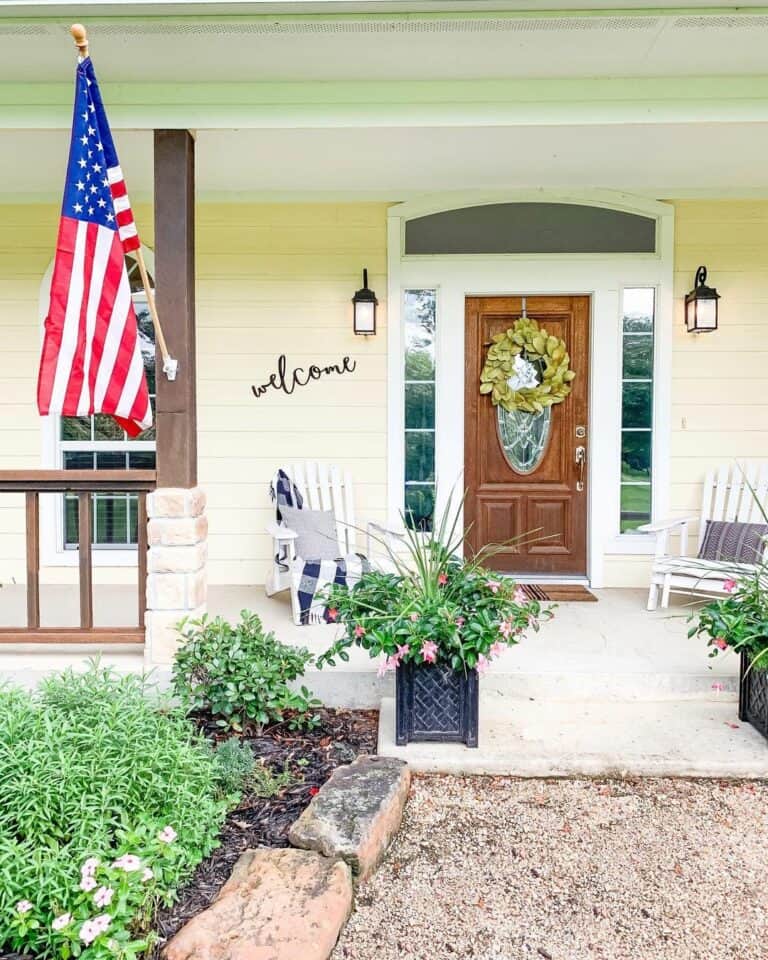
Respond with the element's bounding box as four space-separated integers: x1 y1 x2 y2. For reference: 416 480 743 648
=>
0 664 227 960
317 493 552 675
173 610 321 733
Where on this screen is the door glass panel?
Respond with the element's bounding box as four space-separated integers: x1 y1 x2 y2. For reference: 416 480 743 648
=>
620 483 651 532
621 432 651 482
497 406 552 475
622 335 653 379
405 382 435 430
405 432 435 483
621 381 652 429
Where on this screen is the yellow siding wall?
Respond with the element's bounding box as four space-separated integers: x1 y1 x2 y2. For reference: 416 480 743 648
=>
2 199 766 590
196 203 388 585
0 201 387 587
603 199 768 587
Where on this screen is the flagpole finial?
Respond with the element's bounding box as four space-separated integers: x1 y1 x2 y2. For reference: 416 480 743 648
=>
70 24 89 58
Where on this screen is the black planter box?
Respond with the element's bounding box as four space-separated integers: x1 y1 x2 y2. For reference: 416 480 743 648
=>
739 651 768 742
395 660 479 748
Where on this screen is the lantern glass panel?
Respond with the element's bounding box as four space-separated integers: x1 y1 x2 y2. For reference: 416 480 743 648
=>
354 300 375 334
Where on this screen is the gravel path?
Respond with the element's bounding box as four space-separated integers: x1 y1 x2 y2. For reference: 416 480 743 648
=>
333 776 768 960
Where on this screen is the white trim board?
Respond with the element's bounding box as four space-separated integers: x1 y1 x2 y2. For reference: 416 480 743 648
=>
387 189 674 589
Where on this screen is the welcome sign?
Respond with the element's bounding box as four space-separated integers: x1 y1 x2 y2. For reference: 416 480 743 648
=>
251 354 357 399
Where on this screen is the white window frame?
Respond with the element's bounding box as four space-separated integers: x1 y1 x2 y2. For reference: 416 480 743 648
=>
39 247 156 568
387 189 674 588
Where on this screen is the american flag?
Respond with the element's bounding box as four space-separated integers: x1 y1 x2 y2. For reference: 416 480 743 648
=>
37 56 152 437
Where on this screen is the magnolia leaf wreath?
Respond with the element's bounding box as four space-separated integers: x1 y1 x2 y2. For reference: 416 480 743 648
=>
479 317 576 414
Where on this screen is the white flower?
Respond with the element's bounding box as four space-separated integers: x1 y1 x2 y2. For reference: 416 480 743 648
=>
157 826 177 844
52 913 72 931
507 354 539 391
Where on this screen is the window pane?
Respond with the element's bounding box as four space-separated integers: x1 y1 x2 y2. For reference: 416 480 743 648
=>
94 495 129 545
405 432 435 483
92 414 125 442
63 451 95 470
404 289 436 380
64 495 78 547
128 451 157 470
96 451 128 470
622 287 655 333
61 417 92 441
621 382 652 429
621 432 651 481
404 485 434 532
136 304 157 395
620 484 651 533
405 383 435 430
622 335 653 379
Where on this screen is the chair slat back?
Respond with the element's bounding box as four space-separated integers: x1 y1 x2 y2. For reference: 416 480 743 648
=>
278 462 356 556
698 461 768 550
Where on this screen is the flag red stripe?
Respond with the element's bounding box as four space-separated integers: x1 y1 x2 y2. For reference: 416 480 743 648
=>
37 217 77 414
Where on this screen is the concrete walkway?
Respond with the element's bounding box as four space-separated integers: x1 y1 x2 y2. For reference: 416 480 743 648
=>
378 695 768 778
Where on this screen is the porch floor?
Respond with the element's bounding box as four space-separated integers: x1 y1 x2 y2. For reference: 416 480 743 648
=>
0 585 739 704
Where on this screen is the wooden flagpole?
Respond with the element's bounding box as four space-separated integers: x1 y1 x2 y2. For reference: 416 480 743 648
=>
70 24 178 381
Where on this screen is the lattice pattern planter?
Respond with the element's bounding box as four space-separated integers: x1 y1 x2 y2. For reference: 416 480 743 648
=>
739 651 768 742
395 660 479 748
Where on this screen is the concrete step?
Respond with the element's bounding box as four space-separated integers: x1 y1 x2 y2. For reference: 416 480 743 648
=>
377 694 768 778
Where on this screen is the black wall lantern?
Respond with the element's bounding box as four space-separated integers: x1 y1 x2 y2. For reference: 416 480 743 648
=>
685 265 720 333
352 268 378 336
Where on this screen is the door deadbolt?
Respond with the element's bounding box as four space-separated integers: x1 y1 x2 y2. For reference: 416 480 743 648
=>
575 425 586 439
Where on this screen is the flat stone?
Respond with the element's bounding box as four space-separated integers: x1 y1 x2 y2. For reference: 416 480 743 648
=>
288 755 410 880
163 848 352 960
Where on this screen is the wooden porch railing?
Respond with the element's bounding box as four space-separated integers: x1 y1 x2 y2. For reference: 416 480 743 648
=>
0 470 156 645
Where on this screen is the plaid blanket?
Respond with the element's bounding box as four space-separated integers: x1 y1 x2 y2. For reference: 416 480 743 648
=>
271 468 369 624
294 553 370 625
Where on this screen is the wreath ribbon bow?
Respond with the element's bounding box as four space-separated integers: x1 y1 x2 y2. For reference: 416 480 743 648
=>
479 317 576 414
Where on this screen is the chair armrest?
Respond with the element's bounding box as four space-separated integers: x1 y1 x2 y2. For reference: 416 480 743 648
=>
266 521 298 540
636 515 697 534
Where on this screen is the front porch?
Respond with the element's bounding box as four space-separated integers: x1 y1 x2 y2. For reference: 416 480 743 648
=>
0 583 738 701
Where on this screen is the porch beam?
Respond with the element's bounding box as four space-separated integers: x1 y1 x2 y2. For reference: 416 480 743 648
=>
5 77 768 129
154 128 197 489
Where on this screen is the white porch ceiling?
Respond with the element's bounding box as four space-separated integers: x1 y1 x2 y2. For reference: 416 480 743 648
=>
3 11 768 81
3 122 768 201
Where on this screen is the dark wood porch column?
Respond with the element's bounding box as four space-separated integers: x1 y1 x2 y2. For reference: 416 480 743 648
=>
153 129 197 488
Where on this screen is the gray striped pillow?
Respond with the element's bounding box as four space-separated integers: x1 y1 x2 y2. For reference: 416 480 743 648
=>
698 520 768 564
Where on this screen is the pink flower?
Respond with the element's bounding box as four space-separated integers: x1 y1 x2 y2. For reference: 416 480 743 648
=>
158 826 177 844
79 875 97 892
92 915 111 934
409 612 420 622
723 579 737 594
712 682 724 693
354 624 366 638
438 572 448 586
489 641 506 659
396 644 410 659
421 641 438 663
455 616 465 628
476 654 490 675
712 637 728 651
327 607 339 622
52 913 72 931
498 620 513 639
112 854 142 872
142 868 154 883
486 580 501 594
16 900 33 915
79 920 99 945
377 655 398 676
82 857 99 876
513 586 527 606
93 886 114 908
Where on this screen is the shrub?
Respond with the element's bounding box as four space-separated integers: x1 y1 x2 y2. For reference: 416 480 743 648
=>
173 610 321 733
0 664 227 959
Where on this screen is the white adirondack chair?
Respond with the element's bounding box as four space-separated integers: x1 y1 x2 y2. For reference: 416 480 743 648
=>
640 461 768 610
265 461 396 624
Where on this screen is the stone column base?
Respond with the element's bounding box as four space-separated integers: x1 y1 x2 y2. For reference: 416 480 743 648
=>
144 487 207 667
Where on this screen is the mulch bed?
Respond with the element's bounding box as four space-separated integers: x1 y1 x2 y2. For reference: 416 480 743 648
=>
149 708 378 957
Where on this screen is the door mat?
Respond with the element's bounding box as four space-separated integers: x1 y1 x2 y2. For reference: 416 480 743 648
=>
519 583 598 603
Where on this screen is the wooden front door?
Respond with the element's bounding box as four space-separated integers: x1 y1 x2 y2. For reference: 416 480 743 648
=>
464 295 590 576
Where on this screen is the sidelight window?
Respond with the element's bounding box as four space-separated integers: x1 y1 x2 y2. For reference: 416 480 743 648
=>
619 287 655 533
403 289 437 531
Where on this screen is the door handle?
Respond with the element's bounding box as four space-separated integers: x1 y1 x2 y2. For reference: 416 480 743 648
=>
575 445 586 492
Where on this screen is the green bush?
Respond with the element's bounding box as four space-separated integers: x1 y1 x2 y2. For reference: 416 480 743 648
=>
0 664 227 960
173 610 321 733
